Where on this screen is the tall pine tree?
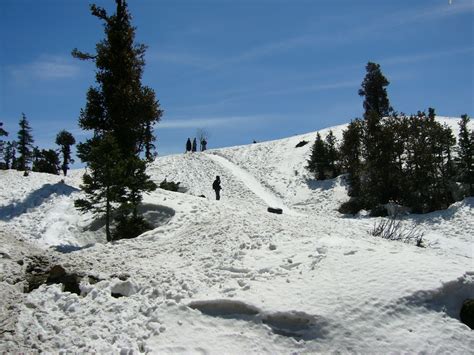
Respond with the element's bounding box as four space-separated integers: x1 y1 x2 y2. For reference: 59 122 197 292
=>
16 113 34 172
73 0 162 241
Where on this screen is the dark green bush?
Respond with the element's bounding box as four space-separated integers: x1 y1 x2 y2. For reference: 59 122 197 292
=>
113 215 152 240
338 198 365 215
159 179 180 192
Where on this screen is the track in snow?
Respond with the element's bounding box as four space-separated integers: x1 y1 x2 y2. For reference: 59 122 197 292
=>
207 153 298 216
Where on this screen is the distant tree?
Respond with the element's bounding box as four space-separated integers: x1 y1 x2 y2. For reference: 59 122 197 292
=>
457 114 474 196
55 130 76 176
401 111 456 212
307 133 328 180
72 0 161 241
16 113 34 172
3 141 16 169
325 130 339 178
192 137 197 152
32 149 60 175
340 119 363 197
358 62 392 118
32 146 41 170
0 122 8 164
186 138 192 152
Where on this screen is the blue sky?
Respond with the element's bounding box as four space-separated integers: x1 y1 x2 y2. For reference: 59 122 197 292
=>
1 0 473 166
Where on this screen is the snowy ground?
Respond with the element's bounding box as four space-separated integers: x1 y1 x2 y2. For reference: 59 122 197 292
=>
0 117 473 353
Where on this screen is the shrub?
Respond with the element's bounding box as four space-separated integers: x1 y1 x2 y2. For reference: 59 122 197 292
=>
370 216 425 247
159 179 180 192
369 204 388 217
113 215 152 240
338 198 365 215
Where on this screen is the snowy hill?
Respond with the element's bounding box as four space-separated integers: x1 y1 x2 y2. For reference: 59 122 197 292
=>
0 117 473 353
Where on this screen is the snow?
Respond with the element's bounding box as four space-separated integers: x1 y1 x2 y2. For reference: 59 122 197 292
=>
0 116 473 353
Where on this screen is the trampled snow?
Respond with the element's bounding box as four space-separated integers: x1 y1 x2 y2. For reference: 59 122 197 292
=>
0 117 473 353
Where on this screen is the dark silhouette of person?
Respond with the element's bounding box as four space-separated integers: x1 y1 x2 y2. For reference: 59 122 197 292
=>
212 176 221 200
186 138 192 152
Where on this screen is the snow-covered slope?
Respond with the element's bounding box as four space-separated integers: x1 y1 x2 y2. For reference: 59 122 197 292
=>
0 117 472 353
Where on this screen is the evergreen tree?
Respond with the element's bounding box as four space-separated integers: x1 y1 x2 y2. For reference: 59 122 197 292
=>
32 146 41 171
192 138 197 152
0 122 8 165
32 149 60 175
4 141 16 169
358 62 391 118
307 133 328 180
357 63 396 210
457 114 474 196
325 130 339 178
56 130 76 176
16 113 34 172
403 111 456 212
72 0 162 241
75 134 124 241
340 119 363 197
186 138 192 152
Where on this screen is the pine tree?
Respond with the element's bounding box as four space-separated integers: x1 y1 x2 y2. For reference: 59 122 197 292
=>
192 138 197 152
16 113 34 172
340 119 363 197
31 146 41 171
325 130 339 178
358 62 391 118
0 122 8 166
3 141 16 169
32 149 60 175
72 0 162 241
358 63 396 210
75 134 124 241
56 130 76 176
457 114 474 196
307 133 328 180
186 138 192 152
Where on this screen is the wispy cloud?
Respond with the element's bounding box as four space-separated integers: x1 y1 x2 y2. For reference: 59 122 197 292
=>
159 114 272 129
379 47 474 66
8 55 80 83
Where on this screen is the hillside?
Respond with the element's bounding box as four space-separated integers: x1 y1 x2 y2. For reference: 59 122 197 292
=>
0 117 473 353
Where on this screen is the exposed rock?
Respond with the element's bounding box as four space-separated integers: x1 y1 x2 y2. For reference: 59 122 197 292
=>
460 299 474 330
267 207 283 215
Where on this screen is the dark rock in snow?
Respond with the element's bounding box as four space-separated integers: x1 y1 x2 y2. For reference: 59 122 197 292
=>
267 207 283 214
295 140 309 148
460 299 474 329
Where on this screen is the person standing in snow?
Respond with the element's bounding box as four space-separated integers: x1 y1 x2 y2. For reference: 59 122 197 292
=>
212 176 222 200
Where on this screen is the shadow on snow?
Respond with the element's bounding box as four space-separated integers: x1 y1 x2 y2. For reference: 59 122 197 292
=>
0 183 79 221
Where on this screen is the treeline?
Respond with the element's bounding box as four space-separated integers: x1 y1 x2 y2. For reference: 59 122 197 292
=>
0 114 76 176
307 62 473 215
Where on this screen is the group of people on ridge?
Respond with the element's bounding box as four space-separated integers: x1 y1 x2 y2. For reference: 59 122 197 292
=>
186 137 207 152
